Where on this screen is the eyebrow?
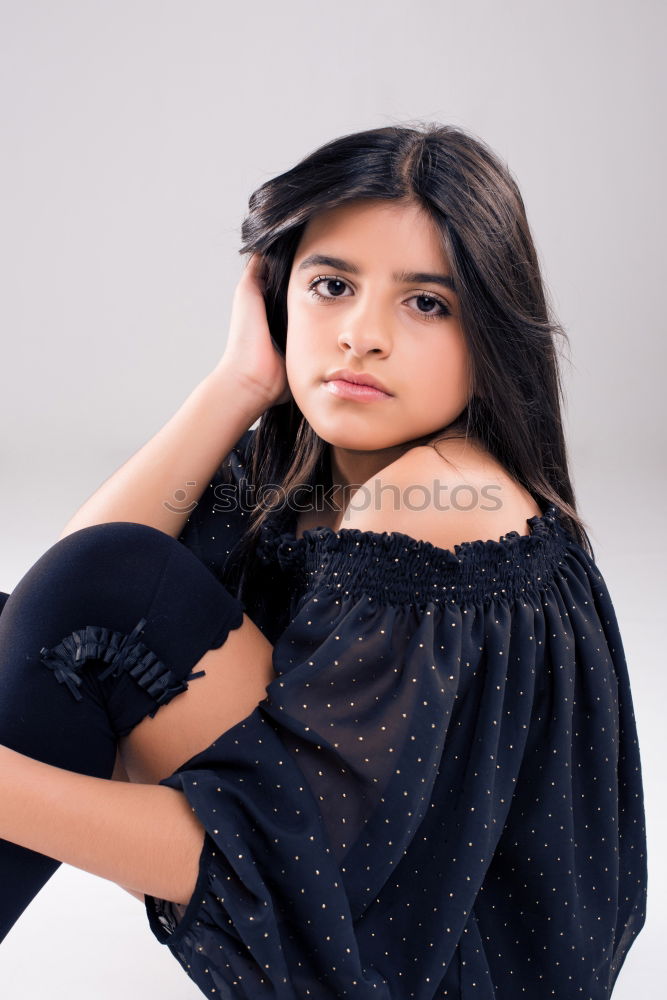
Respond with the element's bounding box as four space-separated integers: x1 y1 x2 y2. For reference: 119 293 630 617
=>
296 253 458 294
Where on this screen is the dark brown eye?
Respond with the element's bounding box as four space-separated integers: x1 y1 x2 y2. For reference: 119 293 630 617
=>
308 276 351 300
409 294 452 320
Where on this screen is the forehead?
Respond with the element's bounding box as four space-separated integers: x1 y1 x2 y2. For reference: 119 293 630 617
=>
294 198 447 266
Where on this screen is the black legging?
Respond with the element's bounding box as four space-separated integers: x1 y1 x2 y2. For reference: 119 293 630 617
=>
0 521 244 943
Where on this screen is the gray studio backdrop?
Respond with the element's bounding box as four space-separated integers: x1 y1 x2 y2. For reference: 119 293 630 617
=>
0 1 664 997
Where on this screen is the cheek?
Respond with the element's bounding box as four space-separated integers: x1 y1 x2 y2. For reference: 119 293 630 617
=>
409 335 471 406
284 322 304 377
284 320 316 400
285 301 324 371
445 330 472 390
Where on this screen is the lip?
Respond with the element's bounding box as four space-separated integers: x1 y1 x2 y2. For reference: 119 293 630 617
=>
324 379 392 402
323 369 393 395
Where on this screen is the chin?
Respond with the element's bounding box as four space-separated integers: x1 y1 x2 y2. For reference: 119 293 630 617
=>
303 418 399 453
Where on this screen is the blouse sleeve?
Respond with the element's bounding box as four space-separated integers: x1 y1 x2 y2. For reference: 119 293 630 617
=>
143 519 647 999
174 427 255 586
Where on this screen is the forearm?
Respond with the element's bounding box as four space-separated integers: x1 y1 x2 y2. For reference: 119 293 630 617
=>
0 745 204 906
58 364 266 541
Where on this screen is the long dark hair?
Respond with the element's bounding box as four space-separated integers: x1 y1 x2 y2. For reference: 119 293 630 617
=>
222 121 594 601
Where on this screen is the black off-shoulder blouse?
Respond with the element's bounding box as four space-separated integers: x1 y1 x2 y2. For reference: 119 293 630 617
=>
143 430 647 999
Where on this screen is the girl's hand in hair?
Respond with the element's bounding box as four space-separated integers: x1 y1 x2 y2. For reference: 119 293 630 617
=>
214 253 291 409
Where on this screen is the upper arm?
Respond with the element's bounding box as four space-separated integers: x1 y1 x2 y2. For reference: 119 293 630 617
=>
341 445 539 552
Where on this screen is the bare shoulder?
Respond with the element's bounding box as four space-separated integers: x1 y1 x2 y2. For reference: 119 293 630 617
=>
341 439 544 551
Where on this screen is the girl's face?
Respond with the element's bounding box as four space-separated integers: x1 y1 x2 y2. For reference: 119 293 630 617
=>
285 197 472 465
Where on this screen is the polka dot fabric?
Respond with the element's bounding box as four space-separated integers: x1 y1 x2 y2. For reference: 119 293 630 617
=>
143 432 647 999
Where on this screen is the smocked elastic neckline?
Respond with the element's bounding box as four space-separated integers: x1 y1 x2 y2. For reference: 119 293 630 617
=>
258 504 573 607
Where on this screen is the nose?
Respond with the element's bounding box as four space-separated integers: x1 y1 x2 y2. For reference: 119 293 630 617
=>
336 297 392 358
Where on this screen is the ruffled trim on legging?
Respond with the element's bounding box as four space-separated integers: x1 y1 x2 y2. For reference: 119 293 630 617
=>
38 616 205 716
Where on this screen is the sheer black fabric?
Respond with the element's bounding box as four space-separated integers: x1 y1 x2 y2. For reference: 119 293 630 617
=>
139 430 647 998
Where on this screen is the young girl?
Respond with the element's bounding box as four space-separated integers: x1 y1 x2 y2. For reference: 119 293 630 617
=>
0 123 647 998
